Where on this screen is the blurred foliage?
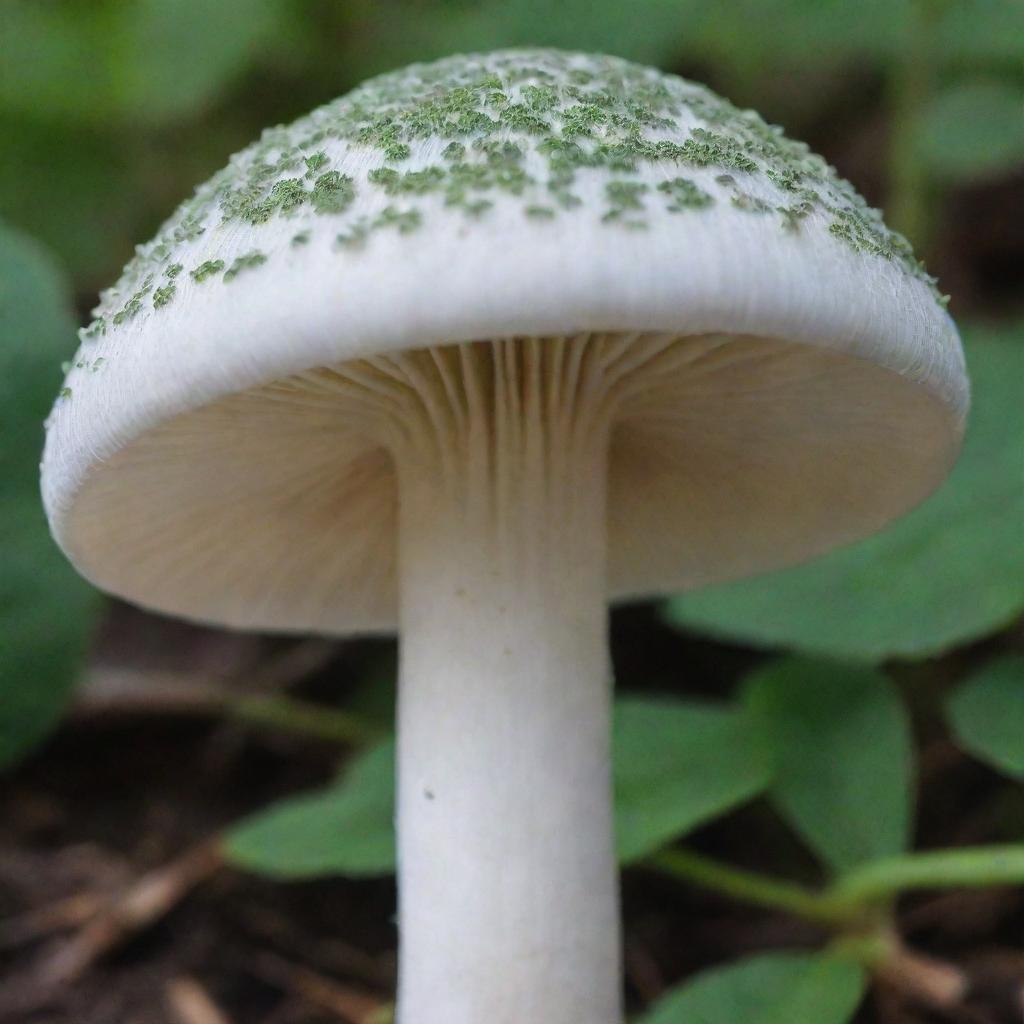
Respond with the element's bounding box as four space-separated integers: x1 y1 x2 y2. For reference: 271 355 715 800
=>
0 223 101 768
741 660 912 872
667 327 1024 662
947 655 1024 779
227 741 396 879
915 79 1024 183
612 696 770 861
0 0 286 123
636 951 866 1024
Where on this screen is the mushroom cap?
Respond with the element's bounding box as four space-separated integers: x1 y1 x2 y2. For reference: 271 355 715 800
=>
43 49 967 634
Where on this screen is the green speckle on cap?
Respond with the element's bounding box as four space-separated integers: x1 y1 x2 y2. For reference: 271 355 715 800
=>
191 259 225 283
304 151 329 177
680 128 758 173
500 103 550 134
368 165 446 195
271 178 309 215
730 191 774 214
657 177 714 211
111 276 154 325
522 85 559 111
82 318 107 340
335 203 424 250
603 180 648 226
152 284 177 308
779 195 817 232
224 251 268 281
375 205 422 234
336 221 371 250
80 47 946 340
311 171 356 214
172 214 205 244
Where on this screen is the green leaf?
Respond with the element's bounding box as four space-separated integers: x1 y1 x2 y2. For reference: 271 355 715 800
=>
743 659 913 873
665 326 1024 662
947 656 1024 780
0 0 284 124
682 0 908 69
831 844 1024 906
636 951 866 1024
614 696 771 862
348 0 907 83
0 117 139 286
937 0 1024 64
227 741 398 879
340 0 698 74
478 0 698 68
0 222 101 768
915 79 1024 184
226 696 773 879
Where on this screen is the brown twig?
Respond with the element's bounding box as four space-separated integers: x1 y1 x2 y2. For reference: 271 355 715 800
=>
33 837 224 987
166 976 234 1024
254 951 390 1023
869 929 971 1013
0 891 105 950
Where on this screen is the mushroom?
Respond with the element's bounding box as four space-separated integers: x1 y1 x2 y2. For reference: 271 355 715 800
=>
42 49 967 1024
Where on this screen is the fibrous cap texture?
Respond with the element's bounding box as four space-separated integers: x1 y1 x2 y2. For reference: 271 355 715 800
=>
43 48 968 632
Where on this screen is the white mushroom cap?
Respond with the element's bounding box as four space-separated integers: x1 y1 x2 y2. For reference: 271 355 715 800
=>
42 48 967 634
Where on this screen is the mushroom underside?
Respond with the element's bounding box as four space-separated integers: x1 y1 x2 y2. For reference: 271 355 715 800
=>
61 330 957 633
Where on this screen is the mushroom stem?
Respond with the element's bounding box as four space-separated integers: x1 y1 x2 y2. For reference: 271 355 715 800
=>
393 339 621 1024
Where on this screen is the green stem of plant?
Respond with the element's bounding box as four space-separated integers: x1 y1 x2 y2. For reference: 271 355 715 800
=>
887 0 947 247
826 844 1024 906
647 848 862 928
227 694 385 746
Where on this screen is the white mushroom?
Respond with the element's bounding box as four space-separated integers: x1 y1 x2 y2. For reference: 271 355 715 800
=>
42 49 968 1024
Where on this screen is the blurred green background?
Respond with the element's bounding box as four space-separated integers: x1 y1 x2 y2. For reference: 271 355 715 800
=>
2 2 1024 1022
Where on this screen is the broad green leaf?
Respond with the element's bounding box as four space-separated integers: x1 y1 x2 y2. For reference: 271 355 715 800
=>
226 696 772 879
682 0 908 68
0 222 100 768
470 0 699 68
743 659 913 873
350 0 906 84
636 951 866 1024
937 0 1024 64
0 0 284 124
614 696 770 862
915 80 1024 184
226 742 397 879
665 327 1024 662
831 844 1024 906
340 0 699 74
947 656 1024 779
0 117 139 286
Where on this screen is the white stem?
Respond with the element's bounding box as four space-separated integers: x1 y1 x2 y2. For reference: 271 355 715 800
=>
391 339 622 1024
